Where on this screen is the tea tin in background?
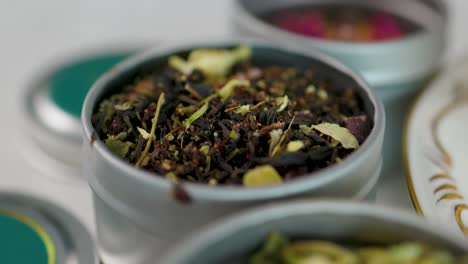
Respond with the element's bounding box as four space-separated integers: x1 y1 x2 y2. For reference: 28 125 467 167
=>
232 0 448 172
19 50 134 181
0 193 97 264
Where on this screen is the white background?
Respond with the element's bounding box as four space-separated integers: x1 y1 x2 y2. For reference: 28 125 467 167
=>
0 0 466 237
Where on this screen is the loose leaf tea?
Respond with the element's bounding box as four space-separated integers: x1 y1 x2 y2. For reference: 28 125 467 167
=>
92 46 371 186
265 5 421 42
250 232 466 264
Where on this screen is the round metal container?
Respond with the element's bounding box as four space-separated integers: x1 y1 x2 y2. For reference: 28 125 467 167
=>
19 50 134 182
0 193 97 264
81 40 385 264
232 0 448 172
160 200 468 264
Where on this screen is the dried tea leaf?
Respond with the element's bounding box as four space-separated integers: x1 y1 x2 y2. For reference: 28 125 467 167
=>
136 92 165 167
114 102 133 111
269 129 283 156
234 105 251 115
137 127 151 140
249 232 288 264
311 123 359 149
104 137 134 159
182 103 209 129
286 140 305 152
218 79 250 101
282 241 359 264
188 46 251 81
276 95 289 112
388 243 423 263
168 56 194 75
243 165 283 187
305 85 316 94
169 46 252 81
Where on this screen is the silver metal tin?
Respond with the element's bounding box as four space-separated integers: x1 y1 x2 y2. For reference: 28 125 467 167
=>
0 192 97 264
232 0 448 172
160 200 468 264
82 39 385 264
19 50 135 182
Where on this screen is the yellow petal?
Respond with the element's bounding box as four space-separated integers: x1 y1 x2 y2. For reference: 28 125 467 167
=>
243 165 283 187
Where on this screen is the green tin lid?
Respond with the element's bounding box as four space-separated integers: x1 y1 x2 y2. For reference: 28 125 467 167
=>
49 53 131 118
0 194 97 264
22 50 135 168
0 209 55 264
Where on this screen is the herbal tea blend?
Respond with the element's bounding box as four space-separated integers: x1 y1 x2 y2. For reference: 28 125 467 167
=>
92 46 371 187
265 5 420 42
250 232 466 264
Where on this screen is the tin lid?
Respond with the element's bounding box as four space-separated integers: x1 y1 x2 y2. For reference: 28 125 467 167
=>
0 193 97 264
20 51 133 177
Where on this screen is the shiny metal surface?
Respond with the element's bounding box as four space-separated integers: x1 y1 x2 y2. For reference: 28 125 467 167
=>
160 200 468 264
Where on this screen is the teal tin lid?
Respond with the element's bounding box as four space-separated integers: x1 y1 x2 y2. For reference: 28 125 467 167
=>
0 209 56 264
21 49 136 177
0 193 97 264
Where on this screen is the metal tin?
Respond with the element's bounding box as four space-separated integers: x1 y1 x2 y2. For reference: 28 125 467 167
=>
0 193 97 264
160 200 468 264
82 39 385 264
19 50 134 182
232 0 448 172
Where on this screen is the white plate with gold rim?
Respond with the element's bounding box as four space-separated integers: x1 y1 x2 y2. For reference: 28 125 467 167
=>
405 58 468 240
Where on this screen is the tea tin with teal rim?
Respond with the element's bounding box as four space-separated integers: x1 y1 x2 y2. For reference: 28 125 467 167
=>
232 0 448 172
19 50 134 181
0 193 97 264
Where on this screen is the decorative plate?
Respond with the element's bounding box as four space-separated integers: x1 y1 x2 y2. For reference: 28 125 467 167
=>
405 59 468 240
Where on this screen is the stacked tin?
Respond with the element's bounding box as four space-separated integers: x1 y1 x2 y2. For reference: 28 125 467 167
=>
232 0 447 172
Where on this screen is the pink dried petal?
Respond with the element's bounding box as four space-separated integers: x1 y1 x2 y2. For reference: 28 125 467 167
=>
346 115 370 144
372 13 403 40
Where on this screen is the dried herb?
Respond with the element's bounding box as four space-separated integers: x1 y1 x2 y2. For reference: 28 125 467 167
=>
250 232 465 264
92 46 371 186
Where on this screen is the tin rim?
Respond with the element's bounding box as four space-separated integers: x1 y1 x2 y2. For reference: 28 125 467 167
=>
160 200 468 264
0 193 98 264
233 0 446 48
82 38 385 201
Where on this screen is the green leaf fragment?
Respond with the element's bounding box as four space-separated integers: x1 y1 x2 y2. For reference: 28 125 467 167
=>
200 145 210 155
169 46 252 81
135 92 165 167
243 165 283 187
229 130 240 140
168 56 194 75
311 123 359 149
305 85 316 94
218 79 250 101
234 105 251 115
249 232 289 264
137 127 151 140
104 137 134 159
282 241 359 264
114 102 133 111
182 102 209 129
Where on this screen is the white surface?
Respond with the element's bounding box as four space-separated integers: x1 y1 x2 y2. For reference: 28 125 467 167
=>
406 59 468 241
0 0 466 243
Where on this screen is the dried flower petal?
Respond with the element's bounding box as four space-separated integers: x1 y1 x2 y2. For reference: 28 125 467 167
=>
243 165 283 187
312 123 359 149
276 95 289 112
287 141 305 152
218 79 250 101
